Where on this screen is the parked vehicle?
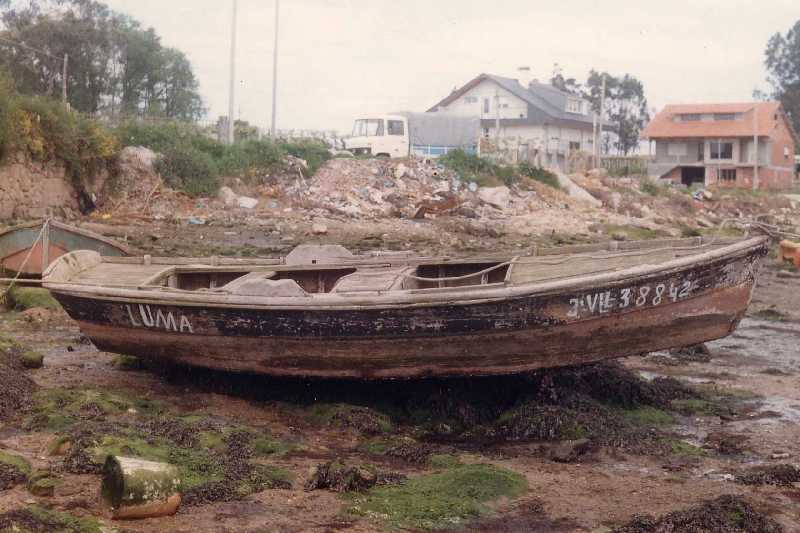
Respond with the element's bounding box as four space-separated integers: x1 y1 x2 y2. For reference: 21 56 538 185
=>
344 112 479 158
44 236 768 379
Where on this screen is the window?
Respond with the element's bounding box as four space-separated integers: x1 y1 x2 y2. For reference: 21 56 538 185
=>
713 113 737 121
667 142 688 156
464 96 478 104
387 120 404 136
785 146 791 160
720 169 736 182
352 119 384 137
566 98 582 114
710 140 733 160
569 141 581 152
681 114 701 122
483 97 490 114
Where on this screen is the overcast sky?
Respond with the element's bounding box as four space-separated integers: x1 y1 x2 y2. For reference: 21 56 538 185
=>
104 0 798 134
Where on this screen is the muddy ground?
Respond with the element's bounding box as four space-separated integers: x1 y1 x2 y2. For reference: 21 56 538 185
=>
1 231 799 532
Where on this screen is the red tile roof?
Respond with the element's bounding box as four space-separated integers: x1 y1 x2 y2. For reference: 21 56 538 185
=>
641 102 796 141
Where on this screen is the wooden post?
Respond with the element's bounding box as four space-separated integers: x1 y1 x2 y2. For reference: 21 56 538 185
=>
62 54 68 104
101 456 182 520
41 219 50 271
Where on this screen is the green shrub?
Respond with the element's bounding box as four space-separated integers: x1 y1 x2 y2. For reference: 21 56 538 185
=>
0 70 16 160
156 144 219 197
218 139 285 178
639 178 662 196
518 162 560 189
279 139 331 176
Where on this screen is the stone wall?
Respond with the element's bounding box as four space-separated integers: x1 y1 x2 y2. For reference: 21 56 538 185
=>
0 152 81 220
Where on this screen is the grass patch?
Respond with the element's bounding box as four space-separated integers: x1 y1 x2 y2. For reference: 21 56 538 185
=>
252 435 294 458
603 223 668 241
668 439 706 457
620 406 674 427
639 178 664 196
307 403 393 434
0 505 103 533
518 162 560 189
5 287 59 311
670 398 716 416
0 451 32 474
428 454 461 469
349 463 527 530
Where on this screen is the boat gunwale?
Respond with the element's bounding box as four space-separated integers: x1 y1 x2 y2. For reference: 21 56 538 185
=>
43 235 769 311
0 219 131 257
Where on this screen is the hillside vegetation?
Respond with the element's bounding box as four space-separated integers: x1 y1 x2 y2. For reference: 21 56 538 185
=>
0 72 330 198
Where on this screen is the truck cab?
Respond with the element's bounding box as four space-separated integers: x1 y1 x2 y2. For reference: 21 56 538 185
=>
344 115 409 158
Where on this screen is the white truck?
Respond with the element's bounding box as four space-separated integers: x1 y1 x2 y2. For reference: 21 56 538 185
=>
344 112 479 158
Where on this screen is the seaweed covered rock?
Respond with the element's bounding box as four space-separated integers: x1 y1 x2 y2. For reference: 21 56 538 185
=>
0 338 37 421
304 460 377 493
735 463 800 486
613 495 782 533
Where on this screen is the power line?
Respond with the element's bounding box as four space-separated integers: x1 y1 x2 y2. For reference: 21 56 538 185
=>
0 34 64 62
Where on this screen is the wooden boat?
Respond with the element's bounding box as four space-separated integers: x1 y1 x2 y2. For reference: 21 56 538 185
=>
0 220 129 276
42 236 769 379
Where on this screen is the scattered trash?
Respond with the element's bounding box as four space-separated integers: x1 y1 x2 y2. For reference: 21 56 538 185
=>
101 456 182 519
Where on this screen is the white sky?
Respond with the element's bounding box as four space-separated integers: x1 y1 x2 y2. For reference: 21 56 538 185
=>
104 0 799 134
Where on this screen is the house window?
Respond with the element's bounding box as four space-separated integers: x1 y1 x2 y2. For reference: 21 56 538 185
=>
713 113 737 121
710 140 733 160
482 127 490 138
483 97 490 114
464 96 478 104
720 169 736 182
569 141 581 152
667 142 688 156
566 98 582 114
387 120 404 136
785 146 791 160
681 114 701 122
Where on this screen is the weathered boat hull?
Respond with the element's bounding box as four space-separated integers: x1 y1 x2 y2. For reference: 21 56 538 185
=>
0 220 128 276
49 241 767 378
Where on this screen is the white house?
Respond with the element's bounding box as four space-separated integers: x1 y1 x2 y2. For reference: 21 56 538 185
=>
428 73 601 168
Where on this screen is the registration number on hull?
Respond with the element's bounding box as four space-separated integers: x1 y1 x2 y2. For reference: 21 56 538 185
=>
567 280 694 319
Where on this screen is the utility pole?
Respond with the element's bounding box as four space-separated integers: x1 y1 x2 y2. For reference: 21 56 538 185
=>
62 53 68 105
227 0 238 145
271 0 280 137
597 73 606 162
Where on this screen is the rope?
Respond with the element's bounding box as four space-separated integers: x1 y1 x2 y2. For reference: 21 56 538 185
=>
0 219 49 304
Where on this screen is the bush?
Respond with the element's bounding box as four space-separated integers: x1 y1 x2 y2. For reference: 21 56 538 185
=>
0 71 16 160
518 162 560 189
218 139 285 178
639 178 662 196
8 95 118 190
279 139 331 176
156 144 219 197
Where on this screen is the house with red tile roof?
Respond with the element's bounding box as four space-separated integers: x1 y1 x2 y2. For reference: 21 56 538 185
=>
641 102 798 190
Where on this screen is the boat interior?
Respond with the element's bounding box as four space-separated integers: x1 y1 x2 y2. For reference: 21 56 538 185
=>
47 237 752 296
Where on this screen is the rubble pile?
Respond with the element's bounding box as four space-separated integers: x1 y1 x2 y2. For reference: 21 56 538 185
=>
278 157 563 220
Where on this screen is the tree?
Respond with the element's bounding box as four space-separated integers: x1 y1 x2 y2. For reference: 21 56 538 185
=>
550 63 582 95
764 20 800 135
0 0 205 120
584 70 650 155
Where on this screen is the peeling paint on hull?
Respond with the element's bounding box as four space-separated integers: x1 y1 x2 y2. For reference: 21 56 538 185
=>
49 246 767 379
